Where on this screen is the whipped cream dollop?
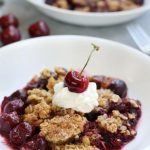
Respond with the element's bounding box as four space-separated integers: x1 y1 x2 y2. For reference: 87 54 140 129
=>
53 82 99 113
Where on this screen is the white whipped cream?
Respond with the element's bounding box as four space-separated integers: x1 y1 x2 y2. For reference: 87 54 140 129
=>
52 82 99 113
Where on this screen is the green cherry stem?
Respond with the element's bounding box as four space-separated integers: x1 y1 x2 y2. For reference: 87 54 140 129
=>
78 43 100 78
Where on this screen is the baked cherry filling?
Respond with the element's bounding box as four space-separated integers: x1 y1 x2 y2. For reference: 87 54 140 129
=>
0 67 141 150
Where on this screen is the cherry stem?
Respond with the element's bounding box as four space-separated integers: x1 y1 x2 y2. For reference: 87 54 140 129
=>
78 43 100 78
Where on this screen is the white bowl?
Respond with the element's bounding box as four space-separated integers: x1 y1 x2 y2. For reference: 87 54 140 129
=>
26 0 150 26
0 35 150 150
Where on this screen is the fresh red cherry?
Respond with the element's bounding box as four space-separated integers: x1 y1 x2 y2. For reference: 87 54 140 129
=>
28 20 50 37
64 71 89 93
1 26 21 45
64 44 100 93
0 14 19 29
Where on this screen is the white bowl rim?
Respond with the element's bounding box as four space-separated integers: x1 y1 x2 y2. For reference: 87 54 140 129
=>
26 0 150 17
0 35 150 63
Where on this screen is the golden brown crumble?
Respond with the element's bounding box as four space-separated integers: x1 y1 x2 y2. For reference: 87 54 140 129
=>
98 89 121 108
40 114 86 144
55 67 67 76
47 75 64 92
27 88 52 104
54 144 98 150
97 113 123 133
40 68 51 79
24 101 52 125
129 99 139 108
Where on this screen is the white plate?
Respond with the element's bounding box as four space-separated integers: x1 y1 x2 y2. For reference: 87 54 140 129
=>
26 0 150 26
0 35 150 150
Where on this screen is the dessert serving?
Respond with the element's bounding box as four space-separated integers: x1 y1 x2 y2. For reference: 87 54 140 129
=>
45 0 144 12
0 44 141 150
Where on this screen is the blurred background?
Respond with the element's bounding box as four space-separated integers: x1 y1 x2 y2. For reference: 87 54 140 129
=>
0 0 150 49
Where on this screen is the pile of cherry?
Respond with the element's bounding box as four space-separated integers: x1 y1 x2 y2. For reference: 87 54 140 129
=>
0 14 50 46
0 79 49 150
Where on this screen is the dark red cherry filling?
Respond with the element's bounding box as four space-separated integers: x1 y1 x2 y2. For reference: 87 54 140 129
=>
108 79 128 98
0 112 21 135
9 122 35 146
64 71 89 93
3 99 25 115
21 135 49 150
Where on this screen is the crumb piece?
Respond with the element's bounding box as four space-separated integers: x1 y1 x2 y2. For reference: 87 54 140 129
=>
40 68 51 79
54 0 69 9
40 114 86 144
54 144 98 150
27 88 52 104
129 99 139 108
82 136 91 146
98 89 121 108
24 101 51 125
97 114 122 133
112 110 128 120
55 67 67 76
107 0 120 11
128 113 136 119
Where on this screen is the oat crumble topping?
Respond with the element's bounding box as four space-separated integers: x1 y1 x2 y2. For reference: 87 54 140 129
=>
54 144 98 150
40 114 86 144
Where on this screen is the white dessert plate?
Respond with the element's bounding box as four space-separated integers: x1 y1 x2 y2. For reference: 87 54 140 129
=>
0 35 150 150
26 0 150 26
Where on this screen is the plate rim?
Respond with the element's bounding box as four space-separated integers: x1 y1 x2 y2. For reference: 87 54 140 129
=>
0 35 150 62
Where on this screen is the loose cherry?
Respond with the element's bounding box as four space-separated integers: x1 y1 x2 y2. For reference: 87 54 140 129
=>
64 44 100 93
28 20 50 37
1 26 21 45
0 14 19 29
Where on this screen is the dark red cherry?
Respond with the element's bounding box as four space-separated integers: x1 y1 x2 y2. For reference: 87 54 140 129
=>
21 135 49 150
91 138 106 150
0 112 21 135
108 79 128 98
1 26 21 45
0 14 19 29
10 89 27 102
45 0 55 5
134 0 144 5
10 122 35 145
28 20 50 37
64 71 89 93
1 96 10 112
3 99 25 115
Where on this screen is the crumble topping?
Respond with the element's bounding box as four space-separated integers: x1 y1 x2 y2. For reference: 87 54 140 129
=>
24 101 52 125
40 114 86 144
41 68 51 79
27 88 52 104
98 89 121 108
97 114 122 133
54 144 98 150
